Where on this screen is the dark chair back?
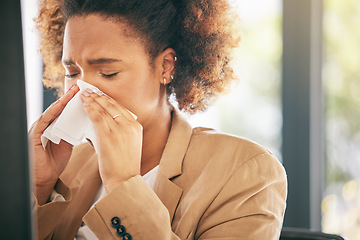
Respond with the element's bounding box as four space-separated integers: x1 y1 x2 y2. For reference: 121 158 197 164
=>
280 228 345 240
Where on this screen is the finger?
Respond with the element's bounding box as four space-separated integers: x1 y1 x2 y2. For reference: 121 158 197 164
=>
106 96 137 121
28 120 38 135
81 90 113 136
32 85 80 142
38 85 79 128
85 88 137 122
61 84 80 104
92 92 129 123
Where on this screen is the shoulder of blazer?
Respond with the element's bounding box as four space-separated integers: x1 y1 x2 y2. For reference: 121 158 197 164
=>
188 127 279 170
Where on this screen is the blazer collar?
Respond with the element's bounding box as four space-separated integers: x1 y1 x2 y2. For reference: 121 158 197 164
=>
153 108 193 222
158 108 193 179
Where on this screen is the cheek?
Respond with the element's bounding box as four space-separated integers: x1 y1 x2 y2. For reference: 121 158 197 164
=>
102 74 159 112
97 80 136 108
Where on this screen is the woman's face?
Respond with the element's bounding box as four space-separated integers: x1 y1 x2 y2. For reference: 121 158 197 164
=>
62 14 166 124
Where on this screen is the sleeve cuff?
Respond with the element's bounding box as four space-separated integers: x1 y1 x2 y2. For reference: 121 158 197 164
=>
33 178 72 239
83 175 173 239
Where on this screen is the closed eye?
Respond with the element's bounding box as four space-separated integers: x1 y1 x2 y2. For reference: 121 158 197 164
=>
100 72 119 79
65 73 79 78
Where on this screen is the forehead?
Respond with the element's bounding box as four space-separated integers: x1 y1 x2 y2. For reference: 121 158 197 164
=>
63 14 147 59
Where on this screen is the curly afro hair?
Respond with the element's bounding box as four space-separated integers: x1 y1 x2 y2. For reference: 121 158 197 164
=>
35 0 241 114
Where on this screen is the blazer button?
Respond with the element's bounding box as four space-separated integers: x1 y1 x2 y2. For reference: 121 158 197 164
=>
116 225 126 236
111 217 121 228
122 233 132 240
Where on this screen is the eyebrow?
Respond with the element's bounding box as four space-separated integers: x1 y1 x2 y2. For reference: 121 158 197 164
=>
88 58 121 65
62 58 121 66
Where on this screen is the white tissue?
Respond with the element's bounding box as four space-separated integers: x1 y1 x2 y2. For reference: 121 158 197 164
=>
41 80 99 151
41 80 138 153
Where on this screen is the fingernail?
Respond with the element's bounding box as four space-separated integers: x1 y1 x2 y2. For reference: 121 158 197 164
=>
95 90 104 96
83 101 89 107
83 88 93 96
66 85 77 93
82 91 90 97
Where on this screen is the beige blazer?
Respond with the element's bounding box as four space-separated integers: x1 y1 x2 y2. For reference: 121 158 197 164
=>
33 109 287 240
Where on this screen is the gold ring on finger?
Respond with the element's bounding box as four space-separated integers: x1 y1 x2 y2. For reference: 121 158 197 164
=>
112 114 121 119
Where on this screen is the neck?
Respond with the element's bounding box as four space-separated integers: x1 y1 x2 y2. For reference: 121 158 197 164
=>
140 104 172 176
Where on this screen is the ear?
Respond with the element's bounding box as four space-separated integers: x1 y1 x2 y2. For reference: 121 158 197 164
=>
158 48 177 85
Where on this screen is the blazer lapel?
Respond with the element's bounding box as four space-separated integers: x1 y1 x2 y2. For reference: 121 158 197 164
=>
153 109 193 222
153 172 182 223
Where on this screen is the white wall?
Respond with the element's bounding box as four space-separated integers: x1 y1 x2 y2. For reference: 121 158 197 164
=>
21 0 43 129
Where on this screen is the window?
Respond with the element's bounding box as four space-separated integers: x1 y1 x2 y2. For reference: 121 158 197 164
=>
322 0 360 238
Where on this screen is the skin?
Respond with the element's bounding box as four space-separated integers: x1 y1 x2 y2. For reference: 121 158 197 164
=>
29 14 176 205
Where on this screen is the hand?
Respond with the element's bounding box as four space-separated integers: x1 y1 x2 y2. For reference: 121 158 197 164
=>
29 85 79 205
81 89 143 193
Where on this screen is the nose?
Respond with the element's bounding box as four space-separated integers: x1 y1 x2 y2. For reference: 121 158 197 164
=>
64 68 101 92
64 75 92 93
75 69 98 86
80 76 99 90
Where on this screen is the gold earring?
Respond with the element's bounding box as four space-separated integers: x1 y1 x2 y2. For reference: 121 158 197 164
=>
174 56 178 62
163 78 166 85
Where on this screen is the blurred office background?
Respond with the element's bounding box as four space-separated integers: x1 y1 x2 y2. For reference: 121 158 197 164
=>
22 0 360 239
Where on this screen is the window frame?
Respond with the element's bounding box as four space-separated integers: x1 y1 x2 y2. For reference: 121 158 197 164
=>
282 0 324 230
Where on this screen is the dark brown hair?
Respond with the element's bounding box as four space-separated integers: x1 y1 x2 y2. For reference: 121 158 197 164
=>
36 0 241 114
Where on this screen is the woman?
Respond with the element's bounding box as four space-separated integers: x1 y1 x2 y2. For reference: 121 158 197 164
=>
30 0 287 239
